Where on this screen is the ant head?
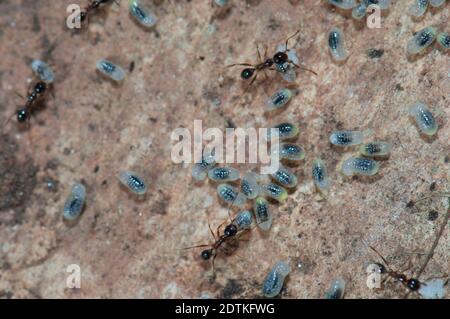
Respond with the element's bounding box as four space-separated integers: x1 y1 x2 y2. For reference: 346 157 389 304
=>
407 278 420 291
16 109 29 123
201 249 213 260
240 68 255 80
79 11 88 22
273 52 288 65
224 224 237 237
34 82 47 94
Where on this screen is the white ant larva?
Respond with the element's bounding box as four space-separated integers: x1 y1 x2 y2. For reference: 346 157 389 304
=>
312 159 331 194
359 142 392 157
208 167 240 182
328 0 357 10
129 0 157 28
406 26 437 55
253 197 272 230
240 172 261 199
329 131 363 147
96 59 126 82
328 27 349 62
437 32 450 50
266 88 293 111
63 183 86 221
341 157 380 176
118 171 147 195
270 165 298 188
408 102 438 136
324 277 346 299
217 184 246 207
262 261 291 298
31 60 55 83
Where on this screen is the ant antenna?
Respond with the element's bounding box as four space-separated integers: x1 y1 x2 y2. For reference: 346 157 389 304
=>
368 245 391 269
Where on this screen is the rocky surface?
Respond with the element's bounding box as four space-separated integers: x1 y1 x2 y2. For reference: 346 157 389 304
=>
0 0 448 298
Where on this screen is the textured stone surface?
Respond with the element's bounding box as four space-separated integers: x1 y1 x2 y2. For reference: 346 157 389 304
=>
0 0 448 298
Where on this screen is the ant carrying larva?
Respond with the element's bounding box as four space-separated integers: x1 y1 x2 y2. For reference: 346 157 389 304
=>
78 0 116 24
226 30 317 91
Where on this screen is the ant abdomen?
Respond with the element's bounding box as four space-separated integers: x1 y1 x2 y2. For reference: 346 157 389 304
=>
240 68 255 80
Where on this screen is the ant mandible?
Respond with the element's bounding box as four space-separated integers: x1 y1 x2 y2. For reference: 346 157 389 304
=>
227 30 318 89
369 246 422 291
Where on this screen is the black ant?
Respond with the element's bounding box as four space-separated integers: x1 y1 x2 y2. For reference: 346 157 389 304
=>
79 0 115 22
3 81 49 129
227 30 317 89
369 246 422 292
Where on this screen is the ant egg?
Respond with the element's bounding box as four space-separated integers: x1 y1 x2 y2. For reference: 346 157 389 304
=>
240 172 260 199
118 171 147 195
429 0 446 7
217 184 246 207
208 167 240 182
233 210 253 230
268 122 299 141
96 59 126 82
273 143 306 162
266 88 293 111
352 3 367 20
328 0 357 10
31 60 54 83
312 159 330 193
359 141 392 157
192 151 216 181
328 27 349 62
253 197 272 230
341 157 380 176
63 183 86 221
324 278 346 299
408 102 438 136
329 131 363 147
129 0 157 28
260 183 288 203
406 26 437 55
410 0 428 17
437 32 450 50
270 165 298 188
364 0 390 10
262 261 291 298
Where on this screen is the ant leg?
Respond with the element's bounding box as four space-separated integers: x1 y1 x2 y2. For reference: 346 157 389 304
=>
256 44 263 64
181 243 211 250
226 63 254 68
285 29 300 51
289 60 318 75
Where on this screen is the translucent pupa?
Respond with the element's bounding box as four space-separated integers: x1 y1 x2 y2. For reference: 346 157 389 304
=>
312 159 330 194
273 143 306 162
328 27 349 62
96 59 126 82
266 88 293 111
270 165 298 188
232 210 253 231
240 172 260 199
253 197 272 230
63 183 86 221
208 167 240 182
262 261 291 298
341 157 380 176
31 60 55 83
437 32 450 50
129 0 157 28
406 26 437 55
192 150 216 181
261 183 288 203
359 141 392 157
324 278 346 299
409 0 429 17
408 102 438 136
118 171 147 195
352 3 367 20
217 184 246 207
329 131 363 147
268 122 299 141
328 0 356 10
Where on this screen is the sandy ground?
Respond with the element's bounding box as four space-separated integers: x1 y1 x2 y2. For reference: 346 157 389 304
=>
0 0 449 298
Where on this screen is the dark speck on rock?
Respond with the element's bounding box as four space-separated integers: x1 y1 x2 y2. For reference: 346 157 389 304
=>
220 279 243 299
367 48 384 59
428 210 438 221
